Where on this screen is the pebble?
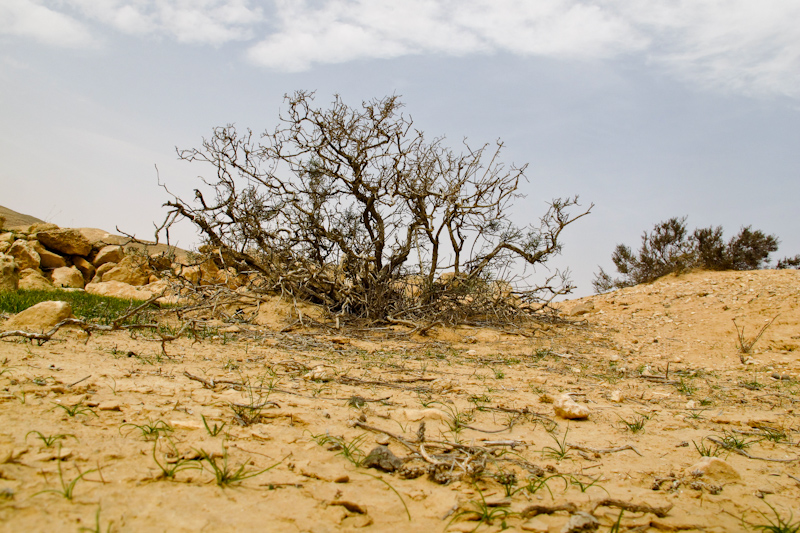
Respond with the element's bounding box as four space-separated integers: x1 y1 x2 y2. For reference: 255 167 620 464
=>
561 511 599 532
553 394 590 420
609 390 624 403
685 457 741 483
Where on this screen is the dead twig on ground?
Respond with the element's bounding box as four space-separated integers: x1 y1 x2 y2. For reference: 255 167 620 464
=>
567 443 643 457
592 498 672 518
520 503 577 518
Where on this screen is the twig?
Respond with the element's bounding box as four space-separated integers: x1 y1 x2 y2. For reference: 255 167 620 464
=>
67 375 91 389
520 503 577 518
592 498 672 518
351 420 419 454
567 443 643 457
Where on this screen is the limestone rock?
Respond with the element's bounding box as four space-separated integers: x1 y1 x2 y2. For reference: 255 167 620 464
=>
0 254 19 291
71 256 95 283
85 281 154 300
50 266 85 288
36 228 92 256
685 457 741 483
553 394 590 420
0 233 13 245
303 365 335 382
18 269 55 291
3 301 73 332
92 245 124 267
569 301 595 317
7 239 40 270
29 223 59 233
101 255 152 286
32 242 67 269
609 390 624 403
92 262 117 283
561 512 599 533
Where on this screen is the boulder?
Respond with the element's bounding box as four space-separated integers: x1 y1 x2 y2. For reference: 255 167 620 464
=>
685 457 741 483
50 266 85 288
32 242 67 269
92 245 124 268
0 242 8 254
36 229 92 256
29 223 60 233
85 281 154 301
18 269 55 291
71 256 95 283
101 255 152 286
3 301 73 332
7 240 40 270
0 254 19 291
0 232 14 244
553 394 590 420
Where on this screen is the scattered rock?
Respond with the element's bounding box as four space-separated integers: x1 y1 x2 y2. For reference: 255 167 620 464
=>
685 457 741 483
561 511 599 533
36 228 92 256
553 394 590 420
609 390 624 403
50 266 85 288
3 300 73 332
362 445 402 472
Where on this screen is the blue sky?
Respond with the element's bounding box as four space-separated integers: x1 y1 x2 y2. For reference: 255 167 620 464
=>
2 0 799 297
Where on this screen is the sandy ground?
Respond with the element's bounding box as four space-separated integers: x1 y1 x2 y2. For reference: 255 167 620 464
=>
1 269 799 532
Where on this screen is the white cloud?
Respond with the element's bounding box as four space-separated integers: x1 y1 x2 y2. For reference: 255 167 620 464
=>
4 0 800 98
0 0 94 47
62 0 264 45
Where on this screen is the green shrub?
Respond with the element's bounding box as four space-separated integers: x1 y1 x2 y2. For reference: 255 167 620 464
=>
594 217 780 292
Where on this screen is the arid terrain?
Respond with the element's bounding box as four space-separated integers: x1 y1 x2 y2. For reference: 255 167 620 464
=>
1 268 799 532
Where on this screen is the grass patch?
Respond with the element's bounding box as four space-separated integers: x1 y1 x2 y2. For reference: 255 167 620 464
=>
0 289 153 325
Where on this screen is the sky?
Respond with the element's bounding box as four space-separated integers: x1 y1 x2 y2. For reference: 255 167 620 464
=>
2 0 799 298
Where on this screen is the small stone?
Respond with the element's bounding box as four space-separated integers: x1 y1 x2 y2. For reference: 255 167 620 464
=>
98 400 122 411
334 475 350 484
303 366 334 382
685 457 741 483
375 434 390 446
553 394 590 420
362 445 402 472
609 390 624 403
685 400 697 409
561 511 599 533
609 354 620 362
402 408 445 422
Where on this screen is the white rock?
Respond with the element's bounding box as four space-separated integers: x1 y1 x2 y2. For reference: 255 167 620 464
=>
610 390 624 403
553 394 590 420
303 365 334 382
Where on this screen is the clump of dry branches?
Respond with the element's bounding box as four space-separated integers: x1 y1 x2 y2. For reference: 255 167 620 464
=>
159 91 591 325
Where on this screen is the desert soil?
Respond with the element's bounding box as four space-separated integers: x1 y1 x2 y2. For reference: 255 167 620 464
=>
1 269 799 532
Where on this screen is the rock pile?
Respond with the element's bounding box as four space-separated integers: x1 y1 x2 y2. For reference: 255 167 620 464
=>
0 222 165 299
